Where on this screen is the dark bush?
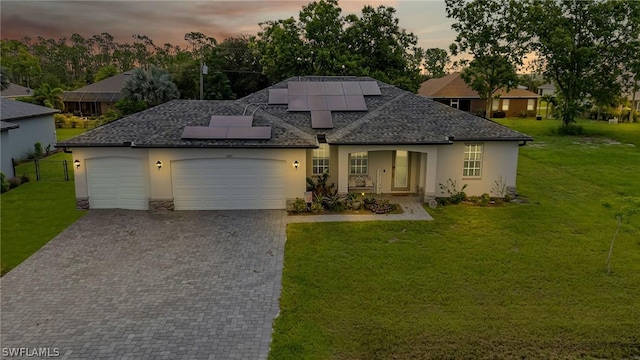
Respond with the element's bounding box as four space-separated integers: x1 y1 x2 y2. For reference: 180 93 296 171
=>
554 124 585 136
492 110 506 118
8 177 22 189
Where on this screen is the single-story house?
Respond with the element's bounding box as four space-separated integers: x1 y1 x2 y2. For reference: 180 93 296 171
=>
418 72 540 117
1 99 59 177
0 83 32 99
63 70 132 116
57 76 533 211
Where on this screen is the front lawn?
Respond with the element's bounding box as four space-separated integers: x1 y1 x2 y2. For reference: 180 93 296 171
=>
272 118 640 359
1 152 85 275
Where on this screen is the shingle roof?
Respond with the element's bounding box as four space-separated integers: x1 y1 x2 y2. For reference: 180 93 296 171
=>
58 76 532 149
1 99 59 121
418 72 539 99
0 83 31 97
1 121 20 131
62 70 132 102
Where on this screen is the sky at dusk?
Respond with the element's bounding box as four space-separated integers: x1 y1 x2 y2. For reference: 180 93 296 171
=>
1 1 456 51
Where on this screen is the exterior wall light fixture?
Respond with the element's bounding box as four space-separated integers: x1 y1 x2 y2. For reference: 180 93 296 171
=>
74 159 80 169
293 160 299 170
156 161 163 170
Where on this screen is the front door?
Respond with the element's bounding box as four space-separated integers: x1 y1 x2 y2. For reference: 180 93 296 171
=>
392 151 410 192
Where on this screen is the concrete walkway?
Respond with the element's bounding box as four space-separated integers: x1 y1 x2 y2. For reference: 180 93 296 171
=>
287 195 433 223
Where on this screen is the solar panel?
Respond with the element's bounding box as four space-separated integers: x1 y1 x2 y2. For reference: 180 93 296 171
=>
181 126 228 139
345 95 367 111
226 126 272 139
209 115 253 127
326 95 348 111
308 95 328 111
288 82 307 95
268 89 288 104
342 81 363 95
359 81 382 96
306 82 325 95
288 95 309 111
311 111 334 129
324 82 344 95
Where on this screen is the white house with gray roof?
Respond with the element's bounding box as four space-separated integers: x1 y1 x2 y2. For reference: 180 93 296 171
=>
1 99 59 177
58 76 533 211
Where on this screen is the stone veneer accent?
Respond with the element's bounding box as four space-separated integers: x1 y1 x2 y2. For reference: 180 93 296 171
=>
507 186 517 198
76 198 90 210
149 199 174 213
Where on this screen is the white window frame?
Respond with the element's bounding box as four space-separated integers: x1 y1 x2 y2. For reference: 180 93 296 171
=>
491 98 499 111
450 99 459 109
527 99 535 111
502 99 510 111
463 144 483 178
349 151 368 175
312 143 330 175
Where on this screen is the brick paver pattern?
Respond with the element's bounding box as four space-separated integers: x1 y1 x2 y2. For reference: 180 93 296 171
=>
1 210 286 360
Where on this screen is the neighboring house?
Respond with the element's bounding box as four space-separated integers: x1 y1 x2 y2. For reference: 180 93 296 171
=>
0 83 32 99
537 83 556 97
63 70 133 116
57 76 532 211
624 88 640 113
1 99 59 177
418 72 540 117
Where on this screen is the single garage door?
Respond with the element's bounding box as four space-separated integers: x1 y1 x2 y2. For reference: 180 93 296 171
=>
86 157 149 210
172 158 286 210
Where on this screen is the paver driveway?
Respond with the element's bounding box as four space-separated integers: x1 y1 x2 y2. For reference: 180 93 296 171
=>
1 209 286 359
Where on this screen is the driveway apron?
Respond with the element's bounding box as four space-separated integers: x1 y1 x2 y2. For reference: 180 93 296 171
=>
0 209 286 360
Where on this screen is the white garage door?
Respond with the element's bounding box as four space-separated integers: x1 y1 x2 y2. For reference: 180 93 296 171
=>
86 157 149 210
172 158 286 210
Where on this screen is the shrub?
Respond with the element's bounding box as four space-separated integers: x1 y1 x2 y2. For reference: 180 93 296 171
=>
34 142 44 158
8 177 21 189
438 179 468 204
518 110 528 118
369 199 394 214
1 172 10 193
492 110 506 118
20 174 30 183
291 198 307 213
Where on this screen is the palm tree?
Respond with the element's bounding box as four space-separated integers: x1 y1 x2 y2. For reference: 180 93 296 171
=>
0 67 10 91
122 66 180 107
34 83 65 110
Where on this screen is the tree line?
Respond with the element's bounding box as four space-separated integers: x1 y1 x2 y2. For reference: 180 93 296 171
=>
1 0 452 101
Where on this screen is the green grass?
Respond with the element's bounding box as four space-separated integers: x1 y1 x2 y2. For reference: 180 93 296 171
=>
271 118 640 359
56 127 88 141
1 152 85 275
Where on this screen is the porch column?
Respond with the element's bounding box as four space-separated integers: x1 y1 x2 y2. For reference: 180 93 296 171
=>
424 148 438 200
337 146 350 193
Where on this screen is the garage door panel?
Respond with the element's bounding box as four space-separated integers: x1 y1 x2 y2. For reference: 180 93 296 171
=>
172 158 286 210
87 158 149 210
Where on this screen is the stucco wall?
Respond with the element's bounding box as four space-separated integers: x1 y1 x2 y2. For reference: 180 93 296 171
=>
71 147 307 202
435 141 520 197
6 115 56 162
1 130 14 177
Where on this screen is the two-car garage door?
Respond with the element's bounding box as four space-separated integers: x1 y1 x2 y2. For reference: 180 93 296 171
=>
172 158 286 210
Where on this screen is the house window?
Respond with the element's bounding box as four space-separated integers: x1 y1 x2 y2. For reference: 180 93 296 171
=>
450 99 459 109
463 144 483 177
527 99 535 111
312 143 330 175
350 152 368 174
502 99 510 111
492 99 499 111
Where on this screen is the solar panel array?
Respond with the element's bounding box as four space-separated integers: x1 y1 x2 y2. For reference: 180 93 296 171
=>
266 81 382 129
182 115 272 140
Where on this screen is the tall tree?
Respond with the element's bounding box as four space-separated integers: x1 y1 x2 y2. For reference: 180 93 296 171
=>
527 0 640 126
255 0 424 91
94 65 119 82
423 48 450 79
122 66 179 107
446 0 529 116
217 35 268 98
